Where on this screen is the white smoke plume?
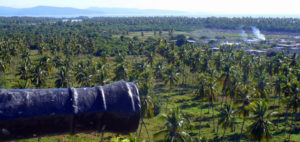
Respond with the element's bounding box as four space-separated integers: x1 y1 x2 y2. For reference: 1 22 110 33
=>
240 29 248 41
251 27 265 40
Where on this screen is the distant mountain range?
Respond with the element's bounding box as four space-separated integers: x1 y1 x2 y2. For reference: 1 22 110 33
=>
0 6 191 17
0 6 299 17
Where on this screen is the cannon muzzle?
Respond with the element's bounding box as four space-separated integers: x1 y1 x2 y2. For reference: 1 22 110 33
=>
0 80 140 141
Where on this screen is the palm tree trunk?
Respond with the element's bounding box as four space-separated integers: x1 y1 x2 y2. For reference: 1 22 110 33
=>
294 111 297 131
212 100 215 133
198 101 203 137
100 132 104 142
138 117 143 139
166 84 171 112
221 127 226 142
284 103 289 135
142 119 151 142
273 91 277 106
216 123 220 137
221 93 224 106
239 119 245 142
277 92 281 129
182 64 185 86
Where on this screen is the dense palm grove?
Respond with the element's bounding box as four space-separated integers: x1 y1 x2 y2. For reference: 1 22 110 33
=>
0 17 299 142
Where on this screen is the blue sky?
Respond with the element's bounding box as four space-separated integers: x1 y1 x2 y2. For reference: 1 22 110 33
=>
0 0 300 15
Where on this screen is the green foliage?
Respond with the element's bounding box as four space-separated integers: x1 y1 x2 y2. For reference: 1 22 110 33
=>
154 107 192 142
247 100 276 142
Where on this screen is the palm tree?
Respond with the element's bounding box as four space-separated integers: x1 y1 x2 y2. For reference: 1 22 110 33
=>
16 60 31 81
178 45 188 85
195 64 218 135
0 60 6 73
241 56 251 85
55 67 69 88
74 61 92 87
247 100 276 142
194 73 207 136
273 74 285 128
0 59 8 88
218 104 236 141
145 51 155 68
219 63 234 104
13 80 30 89
95 60 110 86
235 86 251 141
163 65 178 111
254 74 270 99
39 55 53 74
206 75 218 133
31 65 47 88
113 62 128 81
282 77 299 140
138 81 154 141
286 91 299 131
154 108 192 142
153 61 164 81
214 53 222 72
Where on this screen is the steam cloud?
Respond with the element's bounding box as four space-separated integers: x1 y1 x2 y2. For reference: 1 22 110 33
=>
240 29 248 41
251 27 265 40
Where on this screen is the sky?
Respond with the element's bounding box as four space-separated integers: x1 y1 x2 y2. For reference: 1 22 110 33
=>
0 0 300 15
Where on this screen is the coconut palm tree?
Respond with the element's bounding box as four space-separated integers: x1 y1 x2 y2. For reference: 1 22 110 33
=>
39 55 53 74
194 73 207 136
74 61 92 87
145 51 155 68
113 62 128 81
282 77 299 140
219 63 234 104
247 100 276 142
95 60 110 86
0 60 6 73
163 65 178 111
0 59 8 88
178 45 188 85
218 104 236 141
31 65 47 88
16 60 31 81
154 107 192 142
138 81 154 141
206 75 218 133
286 90 299 136
235 85 251 141
254 74 270 99
153 61 164 81
55 67 69 88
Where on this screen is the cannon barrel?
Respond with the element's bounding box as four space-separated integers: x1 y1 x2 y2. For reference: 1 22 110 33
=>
0 80 140 141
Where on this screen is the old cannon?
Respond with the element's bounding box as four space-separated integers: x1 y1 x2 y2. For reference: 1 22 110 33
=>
0 80 140 141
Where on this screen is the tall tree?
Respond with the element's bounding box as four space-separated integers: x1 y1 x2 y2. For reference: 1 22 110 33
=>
154 108 192 142
247 100 276 142
218 104 236 141
163 65 178 111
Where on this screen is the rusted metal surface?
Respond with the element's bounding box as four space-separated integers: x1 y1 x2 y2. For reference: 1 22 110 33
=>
0 80 140 141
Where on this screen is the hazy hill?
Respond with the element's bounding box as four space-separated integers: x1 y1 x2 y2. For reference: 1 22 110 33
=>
0 6 188 17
